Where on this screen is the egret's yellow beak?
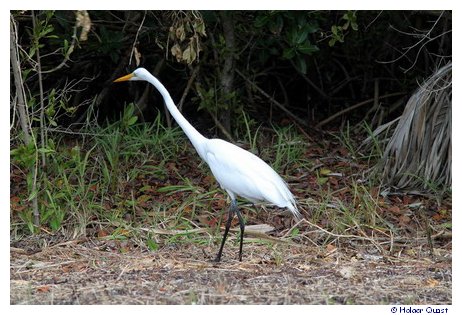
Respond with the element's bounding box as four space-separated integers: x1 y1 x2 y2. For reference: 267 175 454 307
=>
113 73 134 82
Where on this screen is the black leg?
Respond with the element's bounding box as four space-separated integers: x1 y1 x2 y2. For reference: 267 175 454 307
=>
214 200 236 262
234 207 245 261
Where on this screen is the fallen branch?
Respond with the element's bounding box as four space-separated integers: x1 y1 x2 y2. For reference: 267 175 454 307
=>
139 227 208 235
140 225 292 244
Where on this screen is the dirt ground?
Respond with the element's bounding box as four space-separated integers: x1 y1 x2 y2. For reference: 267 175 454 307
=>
10 234 452 305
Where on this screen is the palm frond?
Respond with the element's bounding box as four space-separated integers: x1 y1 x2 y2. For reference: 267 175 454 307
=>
375 62 452 190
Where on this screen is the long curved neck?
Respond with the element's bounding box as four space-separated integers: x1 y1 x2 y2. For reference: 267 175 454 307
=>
146 74 208 160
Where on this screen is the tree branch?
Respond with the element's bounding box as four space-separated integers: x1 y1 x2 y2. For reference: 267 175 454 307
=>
316 92 406 128
236 69 307 127
10 15 31 144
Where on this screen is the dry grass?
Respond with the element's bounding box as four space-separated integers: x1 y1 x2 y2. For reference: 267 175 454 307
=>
10 235 451 305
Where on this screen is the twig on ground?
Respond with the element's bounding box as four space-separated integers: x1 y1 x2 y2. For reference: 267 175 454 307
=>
116 263 131 281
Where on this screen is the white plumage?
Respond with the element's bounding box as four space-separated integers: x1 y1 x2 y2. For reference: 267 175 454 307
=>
205 139 298 212
114 68 301 261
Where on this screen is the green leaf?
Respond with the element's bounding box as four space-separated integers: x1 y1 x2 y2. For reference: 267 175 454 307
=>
437 222 452 229
28 189 38 202
126 103 135 117
40 25 54 38
22 69 32 81
317 177 329 185
63 39 69 53
282 47 296 59
10 147 21 157
287 28 299 45
331 25 338 36
254 14 269 28
290 227 300 236
268 15 283 34
298 43 319 55
351 21 358 31
11 142 36 168
50 217 63 231
127 116 138 126
29 46 36 58
296 28 309 44
320 168 332 176
37 147 55 154
342 11 358 31
146 239 159 251
305 22 319 34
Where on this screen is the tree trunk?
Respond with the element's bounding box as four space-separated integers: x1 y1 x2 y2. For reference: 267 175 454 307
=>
219 11 236 136
11 14 40 227
10 16 31 145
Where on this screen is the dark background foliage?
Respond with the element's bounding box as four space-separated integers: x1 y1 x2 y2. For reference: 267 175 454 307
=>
11 10 452 135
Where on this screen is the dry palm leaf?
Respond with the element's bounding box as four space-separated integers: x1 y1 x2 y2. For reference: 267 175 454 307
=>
374 62 451 191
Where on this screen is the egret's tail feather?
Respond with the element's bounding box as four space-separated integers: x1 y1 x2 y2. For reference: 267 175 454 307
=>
288 201 302 220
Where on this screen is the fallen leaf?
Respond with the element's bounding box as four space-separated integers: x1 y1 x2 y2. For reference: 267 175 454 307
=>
37 285 50 293
403 195 413 205
10 195 20 203
98 229 109 238
62 265 71 273
183 205 193 214
328 176 339 186
388 206 401 214
320 168 332 176
10 196 26 212
326 244 337 252
399 215 411 224
426 278 439 287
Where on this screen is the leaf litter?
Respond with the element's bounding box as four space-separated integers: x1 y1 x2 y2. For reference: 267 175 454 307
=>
10 131 451 304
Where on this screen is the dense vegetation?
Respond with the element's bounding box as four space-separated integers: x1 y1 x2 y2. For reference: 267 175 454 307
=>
11 10 451 246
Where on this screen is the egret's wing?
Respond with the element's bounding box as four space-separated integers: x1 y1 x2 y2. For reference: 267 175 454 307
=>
204 139 299 217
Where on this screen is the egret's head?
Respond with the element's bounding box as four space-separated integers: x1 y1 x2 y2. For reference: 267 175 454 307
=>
113 68 149 82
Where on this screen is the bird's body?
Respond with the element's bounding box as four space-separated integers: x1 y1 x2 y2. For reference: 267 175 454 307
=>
114 68 300 261
204 138 297 210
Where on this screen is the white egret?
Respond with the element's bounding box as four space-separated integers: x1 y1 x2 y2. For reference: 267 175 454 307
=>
114 68 301 262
